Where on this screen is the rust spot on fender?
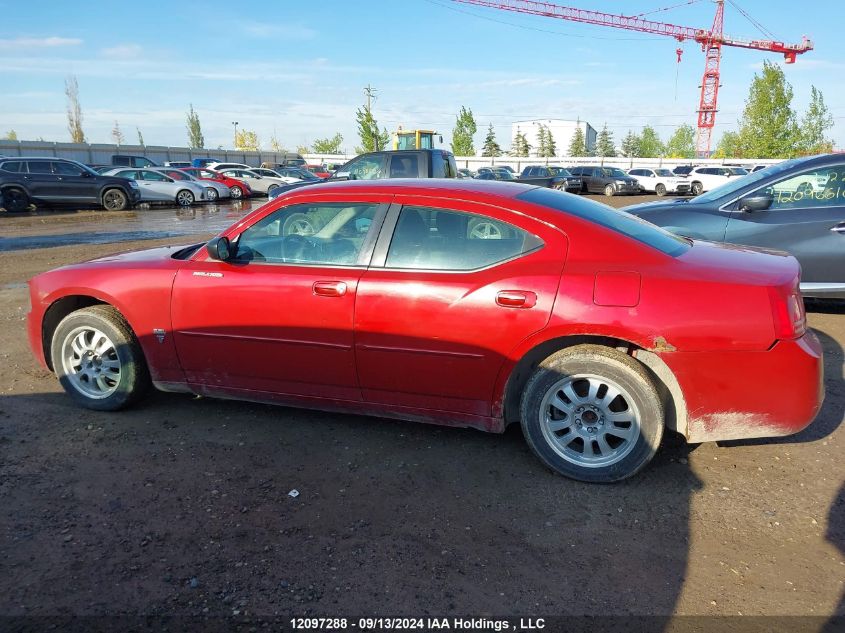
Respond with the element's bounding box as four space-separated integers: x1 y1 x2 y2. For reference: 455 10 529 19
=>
650 336 677 353
687 412 790 443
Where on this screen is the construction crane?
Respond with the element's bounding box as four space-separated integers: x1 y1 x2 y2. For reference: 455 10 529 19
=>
451 0 813 157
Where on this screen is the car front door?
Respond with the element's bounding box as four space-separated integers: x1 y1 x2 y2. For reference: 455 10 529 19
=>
354 199 567 417
724 162 845 289
51 161 98 202
170 198 390 400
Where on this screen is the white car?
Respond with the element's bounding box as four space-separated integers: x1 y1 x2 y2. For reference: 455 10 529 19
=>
105 168 207 206
250 167 302 184
686 166 746 195
153 168 231 201
206 162 251 172
219 168 290 195
627 168 691 196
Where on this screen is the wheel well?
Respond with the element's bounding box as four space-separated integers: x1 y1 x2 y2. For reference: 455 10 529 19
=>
41 295 106 370
503 335 685 437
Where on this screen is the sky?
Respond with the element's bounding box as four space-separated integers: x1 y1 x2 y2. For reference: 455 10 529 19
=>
0 0 842 153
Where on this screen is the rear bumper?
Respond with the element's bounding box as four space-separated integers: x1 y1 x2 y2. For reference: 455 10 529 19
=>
664 331 824 443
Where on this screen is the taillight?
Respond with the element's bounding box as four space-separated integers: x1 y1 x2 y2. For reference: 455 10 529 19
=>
769 283 806 339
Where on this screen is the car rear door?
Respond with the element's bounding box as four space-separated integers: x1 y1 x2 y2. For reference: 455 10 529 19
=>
171 198 391 400
24 161 59 200
354 198 567 417
724 162 845 287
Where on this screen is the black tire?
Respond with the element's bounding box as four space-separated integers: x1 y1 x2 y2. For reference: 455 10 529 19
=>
102 188 128 211
230 185 243 199
176 189 195 206
691 181 704 196
655 183 667 197
604 184 615 197
50 305 150 411
519 344 664 483
267 184 279 195
3 187 29 212
206 187 219 202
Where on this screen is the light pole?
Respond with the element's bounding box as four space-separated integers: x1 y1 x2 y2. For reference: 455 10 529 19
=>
232 121 239 149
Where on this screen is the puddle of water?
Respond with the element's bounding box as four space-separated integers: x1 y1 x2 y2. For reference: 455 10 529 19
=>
1 282 28 289
0 231 184 252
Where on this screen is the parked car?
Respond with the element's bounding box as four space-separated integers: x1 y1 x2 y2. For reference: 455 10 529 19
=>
686 165 744 195
625 154 845 299
249 168 303 184
27 180 822 483
111 155 157 168
89 165 116 174
260 153 306 169
475 170 516 181
218 168 289 195
0 157 141 211
568 166 642 197
627 168 691 196
672 165 696 177
519 165 580 192
305 164 332 179
104 168 207 206
457 168 476 179
179 167 253 199
163 161 192 168
207 162 251 172
274 167 322 183
191 158 218 168
153 168 230 201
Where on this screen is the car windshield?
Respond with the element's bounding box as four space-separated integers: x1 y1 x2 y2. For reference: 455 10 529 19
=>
728 167 748 175
601 168 628 178
496 171 515 180
654 169 674 177
517 187 690 257
690 157 810 204
549 167 573 177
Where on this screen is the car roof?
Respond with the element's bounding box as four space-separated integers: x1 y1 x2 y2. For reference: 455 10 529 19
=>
278 178 539 201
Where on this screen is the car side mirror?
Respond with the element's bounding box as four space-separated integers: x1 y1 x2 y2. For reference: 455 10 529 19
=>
738 193 773 213
206 236 232 261
81 171 93 177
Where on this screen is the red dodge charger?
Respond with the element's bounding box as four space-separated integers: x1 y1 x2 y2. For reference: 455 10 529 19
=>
26 180 823 481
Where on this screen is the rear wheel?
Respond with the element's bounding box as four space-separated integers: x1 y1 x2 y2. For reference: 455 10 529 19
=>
50 305 150 411
176 189 195 206
604 184 616 197
102 188 128 211
230 185 243 199
655 183 667 197
691 181 704 195
3 188 29 212
520 345 664 482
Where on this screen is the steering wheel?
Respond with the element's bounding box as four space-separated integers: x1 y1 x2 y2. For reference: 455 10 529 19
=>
282 234 319 262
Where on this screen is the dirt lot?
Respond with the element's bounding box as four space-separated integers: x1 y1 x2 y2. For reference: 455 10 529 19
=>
0 196 843 626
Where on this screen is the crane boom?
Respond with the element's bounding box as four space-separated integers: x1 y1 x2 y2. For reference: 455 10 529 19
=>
453 0 813 156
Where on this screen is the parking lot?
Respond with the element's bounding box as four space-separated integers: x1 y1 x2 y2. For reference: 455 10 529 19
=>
0 196 843 623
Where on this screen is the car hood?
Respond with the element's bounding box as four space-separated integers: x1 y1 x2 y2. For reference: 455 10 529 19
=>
624 198 692 215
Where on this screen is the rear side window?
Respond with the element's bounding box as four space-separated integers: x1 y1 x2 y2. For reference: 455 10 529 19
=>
444 154 457 178
517 187 690 257
385 206 543 271
0 161 25 173
27 161 52 174
389 154 419 178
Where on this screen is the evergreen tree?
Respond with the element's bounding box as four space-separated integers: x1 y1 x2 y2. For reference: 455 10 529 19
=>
800 86 834 154
518 131 532 157
451 106 477 156
665 124 696 158
186 104 204 149
735 60 800 158
481 124 502 157
621 131 641 158
312 133 344 154
536 126 548 158
545 126 557 157
595 125 616 158
637 125 664 157
568 125 587 157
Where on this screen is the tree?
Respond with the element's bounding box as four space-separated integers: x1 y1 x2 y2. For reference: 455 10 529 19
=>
510 131 531 157
735 60 800 158
296 144 310 154
235 129 259 151
355 106 389 153
4 130 18 141
595 125 616 158
186 104 204 149
544 126 557 157
65 75 85 143
800 86 834 154
713 131 741 158
312 132 344 154
536 126 548 158
621 131 641 158
637 125 664 157
111 121 124 145
568 125 587 157
451 106 477 156
269 135 285 152
136 127 145 146
665 124 696 158
481 124 502 157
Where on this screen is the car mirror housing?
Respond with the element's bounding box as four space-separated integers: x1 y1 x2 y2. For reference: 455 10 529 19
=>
206 236 232 261
738 193 774 213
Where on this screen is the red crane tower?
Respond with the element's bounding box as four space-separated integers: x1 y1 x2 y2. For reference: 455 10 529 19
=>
452 0 813 157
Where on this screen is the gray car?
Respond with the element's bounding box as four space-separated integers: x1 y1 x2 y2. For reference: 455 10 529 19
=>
625 153 845 299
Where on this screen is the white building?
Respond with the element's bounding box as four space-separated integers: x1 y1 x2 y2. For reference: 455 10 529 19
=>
511 119 597 157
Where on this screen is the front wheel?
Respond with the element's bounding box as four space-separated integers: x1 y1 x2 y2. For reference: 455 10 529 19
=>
604 184 616 197
691 181 704 196
50 305 150 411
206 187 218 202
655 183 667 197
176 189 195 206
267 184 279 196
230 185 243 199
519 345 664 482
102 188 128 211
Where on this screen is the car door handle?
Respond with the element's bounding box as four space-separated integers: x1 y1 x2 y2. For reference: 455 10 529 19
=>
830 223 845 234
313 281 347 297
496 290 537 309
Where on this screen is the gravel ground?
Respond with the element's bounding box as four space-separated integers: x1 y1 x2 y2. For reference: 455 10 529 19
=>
0 195 842 626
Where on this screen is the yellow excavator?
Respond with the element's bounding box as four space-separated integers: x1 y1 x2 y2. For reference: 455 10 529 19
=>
391 127 443 150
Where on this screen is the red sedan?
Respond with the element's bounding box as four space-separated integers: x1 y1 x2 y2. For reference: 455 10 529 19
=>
26 180 823 482
179 167 252 199
305 164 332 179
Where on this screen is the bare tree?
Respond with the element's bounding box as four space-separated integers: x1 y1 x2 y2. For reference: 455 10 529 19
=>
65 75 85 143
111 121 125 145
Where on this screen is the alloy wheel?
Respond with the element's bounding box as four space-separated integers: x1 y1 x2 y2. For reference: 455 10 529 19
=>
60 326 121 399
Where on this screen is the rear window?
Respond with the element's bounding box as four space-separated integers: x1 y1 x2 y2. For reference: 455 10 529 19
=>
516 187 690 257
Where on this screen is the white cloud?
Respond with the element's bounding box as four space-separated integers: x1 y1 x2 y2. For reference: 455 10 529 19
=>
238 21 316 40
0 36 82 51
100 44 142 59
